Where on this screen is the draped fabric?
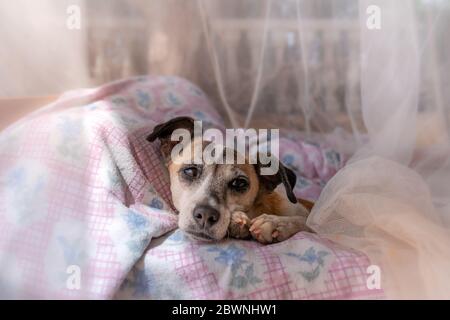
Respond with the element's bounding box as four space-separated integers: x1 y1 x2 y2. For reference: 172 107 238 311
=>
1 0 450 298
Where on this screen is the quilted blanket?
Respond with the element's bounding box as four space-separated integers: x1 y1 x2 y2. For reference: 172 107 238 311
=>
0 76 383 299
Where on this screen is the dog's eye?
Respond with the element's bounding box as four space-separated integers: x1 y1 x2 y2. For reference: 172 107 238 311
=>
182 166 201 180
229 177 249 192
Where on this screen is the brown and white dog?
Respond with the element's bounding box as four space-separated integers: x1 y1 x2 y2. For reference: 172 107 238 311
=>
147 117 313 244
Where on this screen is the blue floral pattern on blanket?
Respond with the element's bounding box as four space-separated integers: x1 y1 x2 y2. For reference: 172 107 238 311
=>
115 233 342 299
110 95 128 107
57 235 87 266
119 264 184 299
4 164 48 225
121 210 152 259
324 150 341 168
286 247 330 282
164 90 184 108
166 229 189 244
135 89 152 110
208 244 262 289
149 198 164 210
120 268 156 298
55 116 84 162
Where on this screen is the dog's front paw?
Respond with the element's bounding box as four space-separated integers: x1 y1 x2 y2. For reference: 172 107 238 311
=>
228 211 251 239
249 214 308 244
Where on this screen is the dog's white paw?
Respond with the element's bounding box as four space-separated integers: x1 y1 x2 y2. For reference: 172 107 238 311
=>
249 214 308 244
228 211 251 239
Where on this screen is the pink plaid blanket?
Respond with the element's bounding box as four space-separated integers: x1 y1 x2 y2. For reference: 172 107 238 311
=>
0 76 383 299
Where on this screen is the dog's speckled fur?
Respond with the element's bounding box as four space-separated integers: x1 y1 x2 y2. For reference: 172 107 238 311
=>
148 117 312 244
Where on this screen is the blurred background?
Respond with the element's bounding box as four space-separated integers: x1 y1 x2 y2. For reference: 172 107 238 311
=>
0 0 449 137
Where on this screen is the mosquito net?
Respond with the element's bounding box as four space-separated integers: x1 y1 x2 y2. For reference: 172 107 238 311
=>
1 0 450 298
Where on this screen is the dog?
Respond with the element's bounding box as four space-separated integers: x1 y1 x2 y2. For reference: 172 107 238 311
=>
147 117 313 244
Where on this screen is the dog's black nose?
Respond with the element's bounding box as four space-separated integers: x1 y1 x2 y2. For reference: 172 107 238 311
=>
193 205 219 228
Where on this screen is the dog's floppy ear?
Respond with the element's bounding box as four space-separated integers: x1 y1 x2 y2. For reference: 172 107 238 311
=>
147 117 195 160
254 159 298 204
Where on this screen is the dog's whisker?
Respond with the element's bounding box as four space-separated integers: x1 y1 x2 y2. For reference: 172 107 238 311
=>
225 229 230 240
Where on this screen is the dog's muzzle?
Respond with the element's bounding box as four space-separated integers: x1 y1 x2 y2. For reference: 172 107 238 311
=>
192 205 219 229
184 205 222 241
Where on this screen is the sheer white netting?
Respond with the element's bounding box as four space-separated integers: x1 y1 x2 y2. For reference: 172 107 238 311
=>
193 0 450 299
1 0 450 298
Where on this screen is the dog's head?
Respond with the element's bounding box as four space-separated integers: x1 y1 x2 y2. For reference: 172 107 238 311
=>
147 117 297 241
